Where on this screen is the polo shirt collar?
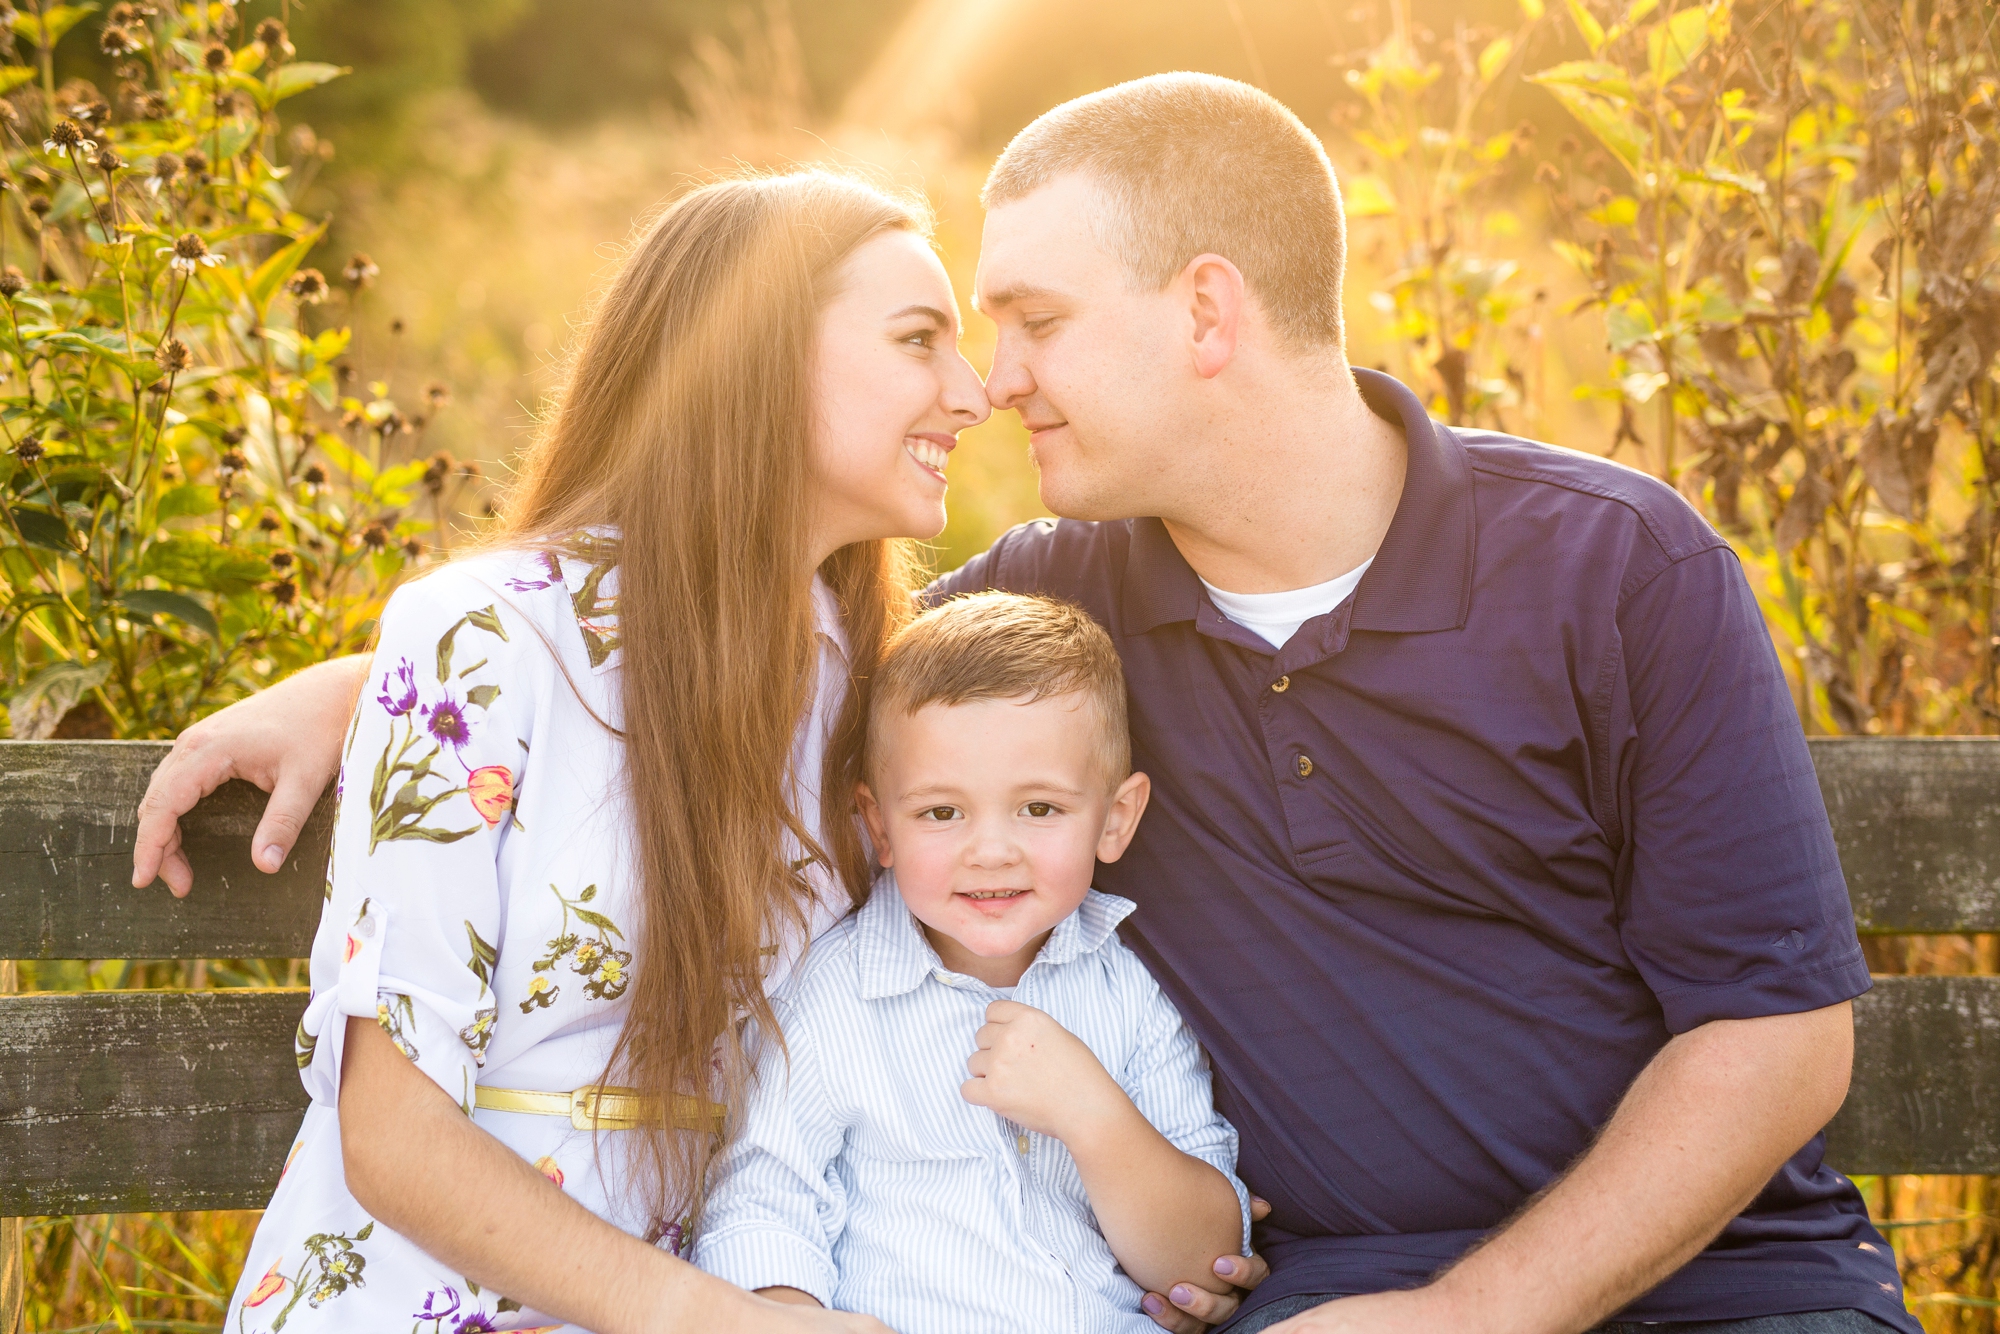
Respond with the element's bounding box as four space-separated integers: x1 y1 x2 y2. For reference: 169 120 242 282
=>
853 871 1136 1001
1121 368 1474 638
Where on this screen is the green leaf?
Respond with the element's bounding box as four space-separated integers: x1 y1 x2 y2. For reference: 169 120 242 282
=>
577 884 597 902
1564 0 1605 51
1343 174 1398 218
7 657 110 740
120 588 217 638
12 4 97 49
1588 195 1640 227
465 683 501 709
137 535 270 594
1528 59 1631 100
1648 6 1710 83
312 431 375 484
6 505 71 551
573 908 624 938
0 66 35 96
465 606 509 639
1605 301 1657 350
465 921 499 990
267 61 348 105
1530 78 1646 175
1477 35 1515 84
247 221 328 317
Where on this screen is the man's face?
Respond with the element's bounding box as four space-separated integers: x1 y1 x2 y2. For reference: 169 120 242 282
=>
974 174 1189 521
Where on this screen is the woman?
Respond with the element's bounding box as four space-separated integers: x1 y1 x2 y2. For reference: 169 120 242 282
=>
218 169 987 1333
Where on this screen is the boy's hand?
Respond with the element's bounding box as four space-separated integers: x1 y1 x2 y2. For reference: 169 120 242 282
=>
960 1000 1124 1140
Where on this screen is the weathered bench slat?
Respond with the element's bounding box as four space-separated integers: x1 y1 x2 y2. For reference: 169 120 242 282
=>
0 741 332 961
1824 973 2000 1176
1809 737 2000 934
0 989 308 1214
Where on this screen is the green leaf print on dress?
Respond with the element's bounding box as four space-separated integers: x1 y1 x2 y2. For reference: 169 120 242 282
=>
377 992 419 1061
504 535 621 667
365 605 511 853
521 883 632 1013
239 1221 374 1332
459 921 500 1063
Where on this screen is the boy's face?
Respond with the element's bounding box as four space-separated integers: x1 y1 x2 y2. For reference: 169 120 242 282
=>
857 692 1150 983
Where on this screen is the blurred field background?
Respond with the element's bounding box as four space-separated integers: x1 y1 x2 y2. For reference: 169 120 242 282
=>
7 0 1998 1326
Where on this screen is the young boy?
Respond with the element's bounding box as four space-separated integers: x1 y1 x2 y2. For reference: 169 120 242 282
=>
692 591 1251 1333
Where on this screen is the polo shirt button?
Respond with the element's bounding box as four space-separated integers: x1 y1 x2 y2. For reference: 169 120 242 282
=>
1272 676 1290 693
1296 754 1314 779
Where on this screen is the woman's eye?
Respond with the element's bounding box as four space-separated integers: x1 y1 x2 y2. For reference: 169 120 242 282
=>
1023 802 1056 818
902 329 937 349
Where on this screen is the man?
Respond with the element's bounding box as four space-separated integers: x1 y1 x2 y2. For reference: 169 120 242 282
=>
136 74 1911 1334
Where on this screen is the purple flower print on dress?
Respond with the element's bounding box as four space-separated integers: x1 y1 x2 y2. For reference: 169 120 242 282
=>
413 1287 461 1323
376 659 419 717
505 551 562 593
453 1314 499 1333
423 691 473 752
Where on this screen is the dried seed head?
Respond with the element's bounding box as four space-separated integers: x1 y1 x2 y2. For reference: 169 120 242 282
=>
269 548 295 570
154 335 190 372
182 149 208 175
379 413 407 439
400 537 425 560
336 363 355 384
219 448 248 473
93 145 122 172
100 24 141 56
135 90 170 120
423 451 454 489
256 510 281 531
1534 161 1562 186
457 459 483 479
14 435 43 463
424 381 451 408
254 17 290 59
107 2 137 21
389 317 405 335
0 266 26 298
220 425 246 445
173 232 210 261
302 463 327 486
71 100 109 128
340 409 363 431
150 151 181 185
361 522 389 550
47 119 85 150
202 42 230 72
27 195 49 217
286 267 328 303
269 578 298 606
341 253 379 288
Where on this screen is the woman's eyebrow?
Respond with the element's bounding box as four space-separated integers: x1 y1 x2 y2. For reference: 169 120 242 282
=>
888 303 954 330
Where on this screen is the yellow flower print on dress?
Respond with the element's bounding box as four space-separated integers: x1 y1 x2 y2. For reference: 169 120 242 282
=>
522 883 632 1013
246 1221 372 1332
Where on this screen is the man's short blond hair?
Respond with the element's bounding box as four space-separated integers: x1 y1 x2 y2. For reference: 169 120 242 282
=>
983 72 1347 349
865 592 1129 787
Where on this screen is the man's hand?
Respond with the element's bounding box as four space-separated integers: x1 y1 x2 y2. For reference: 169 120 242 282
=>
133 655 369 896
1140 1199 1271 1333
960 999 1123 1138
1259 1290 1451 1332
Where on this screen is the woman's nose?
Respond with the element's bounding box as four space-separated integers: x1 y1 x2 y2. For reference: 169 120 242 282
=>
943 352 991 427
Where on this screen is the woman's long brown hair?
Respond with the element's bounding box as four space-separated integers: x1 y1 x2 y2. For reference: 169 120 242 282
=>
494 170 925 1229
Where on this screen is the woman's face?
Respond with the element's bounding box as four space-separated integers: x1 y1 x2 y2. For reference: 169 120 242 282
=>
808 229 990 557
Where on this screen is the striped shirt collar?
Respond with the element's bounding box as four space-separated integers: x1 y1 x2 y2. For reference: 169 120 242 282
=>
852 871 1137 1001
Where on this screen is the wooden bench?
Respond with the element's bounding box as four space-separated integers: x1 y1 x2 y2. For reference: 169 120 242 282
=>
2 737 1998 1325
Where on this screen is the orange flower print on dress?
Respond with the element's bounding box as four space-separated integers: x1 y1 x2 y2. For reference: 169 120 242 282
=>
533 1155 565 1188
466 765 514 825
245 1258 288 1307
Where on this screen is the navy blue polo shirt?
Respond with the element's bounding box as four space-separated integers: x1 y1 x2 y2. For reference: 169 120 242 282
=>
930 370 1912 1329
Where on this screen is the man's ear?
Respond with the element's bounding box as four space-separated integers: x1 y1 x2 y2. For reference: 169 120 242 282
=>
855 782 894 867
1184 253 1245 380
1095 771 1153 863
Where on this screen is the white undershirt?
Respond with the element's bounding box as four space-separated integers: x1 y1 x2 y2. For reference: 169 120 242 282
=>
1199 557 1375 651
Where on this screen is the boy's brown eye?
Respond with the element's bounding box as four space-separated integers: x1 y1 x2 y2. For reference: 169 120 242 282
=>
927 806 956 821
1025 802 1054 817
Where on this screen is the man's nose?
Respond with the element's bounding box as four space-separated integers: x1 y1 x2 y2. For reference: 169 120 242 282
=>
984 331 1034 410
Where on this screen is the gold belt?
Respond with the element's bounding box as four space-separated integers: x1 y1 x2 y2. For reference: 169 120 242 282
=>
473 1084 725 1134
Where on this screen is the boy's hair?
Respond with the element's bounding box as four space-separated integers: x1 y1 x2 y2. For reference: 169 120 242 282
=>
865 592 1129 786
982 72 1347 351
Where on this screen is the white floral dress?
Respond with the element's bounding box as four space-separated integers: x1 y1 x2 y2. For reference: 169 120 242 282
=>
227 535 852 1334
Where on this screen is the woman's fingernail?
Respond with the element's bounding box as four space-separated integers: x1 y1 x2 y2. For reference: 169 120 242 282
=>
1142 1293 1165 1316
1214 1256 1237 1278
1170 1285 1194 1305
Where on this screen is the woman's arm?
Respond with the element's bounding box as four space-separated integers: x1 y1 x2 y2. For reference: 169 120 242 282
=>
133 654 371 894
339 1017 892 1334
960 1001 1241 1299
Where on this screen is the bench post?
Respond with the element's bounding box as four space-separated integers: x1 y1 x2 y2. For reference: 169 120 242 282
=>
0 960 20 1334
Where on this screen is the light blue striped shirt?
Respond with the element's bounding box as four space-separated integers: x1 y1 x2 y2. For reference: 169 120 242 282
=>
693 876 1252 1333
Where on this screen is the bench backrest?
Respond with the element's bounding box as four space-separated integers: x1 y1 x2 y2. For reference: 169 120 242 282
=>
1 737 1996 1217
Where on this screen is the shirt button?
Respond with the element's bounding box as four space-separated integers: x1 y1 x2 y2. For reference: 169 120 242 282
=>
1295 754 1314 779
1017 1134 1030 1155
1272 676 1290 693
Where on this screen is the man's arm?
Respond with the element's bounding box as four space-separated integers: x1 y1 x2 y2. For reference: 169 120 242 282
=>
132 654 369 894
340 1018 891 1334
1263 1001 1854 1334
962 1000 1242 1300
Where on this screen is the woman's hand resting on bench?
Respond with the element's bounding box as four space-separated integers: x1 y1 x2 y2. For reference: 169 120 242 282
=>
133 654 371 895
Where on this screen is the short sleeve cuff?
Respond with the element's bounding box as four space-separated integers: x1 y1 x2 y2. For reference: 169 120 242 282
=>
691 1225 837 1306
1653 949 1872 1033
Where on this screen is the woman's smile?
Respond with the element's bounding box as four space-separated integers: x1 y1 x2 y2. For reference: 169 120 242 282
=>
905 431 956 483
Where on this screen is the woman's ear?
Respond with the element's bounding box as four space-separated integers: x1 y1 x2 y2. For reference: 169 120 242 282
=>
855 782 894 867
1095 771 1153 863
